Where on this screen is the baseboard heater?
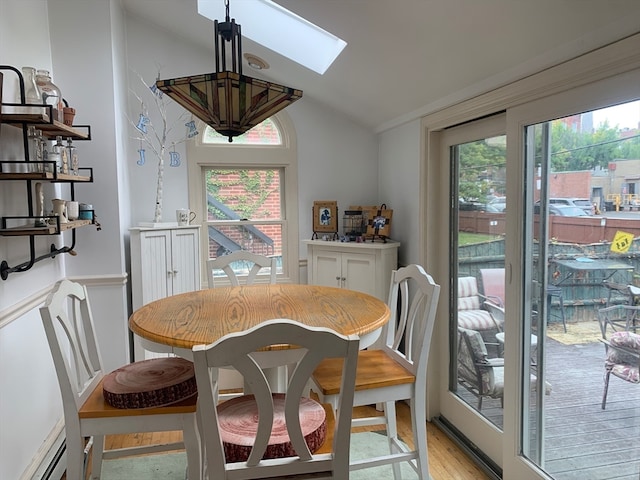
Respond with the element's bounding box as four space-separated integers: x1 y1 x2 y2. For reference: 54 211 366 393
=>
37 442 65 480
29 430 66 480
432 415 502 480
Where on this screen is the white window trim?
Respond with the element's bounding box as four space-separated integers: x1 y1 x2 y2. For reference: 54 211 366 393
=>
187 112 299 286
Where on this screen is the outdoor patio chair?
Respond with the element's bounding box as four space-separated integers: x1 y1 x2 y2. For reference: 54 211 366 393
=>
479 268 505 307
598 304 640 336
458 276 502 355
457 327 551 411
457 327 505 410
207 250 277 287
598 306 640 409
602 280 640 307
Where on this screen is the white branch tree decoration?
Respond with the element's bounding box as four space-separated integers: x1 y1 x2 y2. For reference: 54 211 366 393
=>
130 71 198 223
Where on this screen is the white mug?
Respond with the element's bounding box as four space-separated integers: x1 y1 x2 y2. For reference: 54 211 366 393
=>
176 209 196 226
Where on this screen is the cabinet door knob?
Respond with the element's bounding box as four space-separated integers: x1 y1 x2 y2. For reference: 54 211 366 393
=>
335 276 341 281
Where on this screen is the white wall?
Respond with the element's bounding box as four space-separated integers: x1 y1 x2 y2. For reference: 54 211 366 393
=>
378 119 422 267
0 3 65 480
0 1 130 478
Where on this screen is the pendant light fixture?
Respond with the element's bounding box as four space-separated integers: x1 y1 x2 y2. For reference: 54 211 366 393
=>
156 0 303 142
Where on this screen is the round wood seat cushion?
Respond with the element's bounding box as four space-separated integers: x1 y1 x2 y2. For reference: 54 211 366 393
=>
217 393 327 462
102 357 197 409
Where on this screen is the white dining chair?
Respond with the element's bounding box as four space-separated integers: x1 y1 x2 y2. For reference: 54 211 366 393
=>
311 264 440 479
192 319 360 479
207 250 277 287
207 250 278 397
40 279 201 480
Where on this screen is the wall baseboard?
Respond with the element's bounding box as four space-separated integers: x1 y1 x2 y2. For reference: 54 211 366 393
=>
20 420 65 480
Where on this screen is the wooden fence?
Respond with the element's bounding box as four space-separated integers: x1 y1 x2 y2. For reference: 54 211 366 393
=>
459 211 640 244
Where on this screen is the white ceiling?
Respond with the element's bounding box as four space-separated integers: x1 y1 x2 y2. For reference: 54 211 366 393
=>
121 0 640 132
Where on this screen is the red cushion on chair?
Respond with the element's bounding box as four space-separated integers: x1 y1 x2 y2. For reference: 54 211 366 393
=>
218 393 327 463
102 357 197 409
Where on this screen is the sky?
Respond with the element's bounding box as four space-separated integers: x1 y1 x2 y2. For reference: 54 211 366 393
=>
592 99 640 130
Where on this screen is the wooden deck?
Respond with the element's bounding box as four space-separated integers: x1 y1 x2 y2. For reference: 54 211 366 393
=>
458 336 640 479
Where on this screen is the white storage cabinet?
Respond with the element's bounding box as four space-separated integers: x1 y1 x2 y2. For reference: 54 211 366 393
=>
130 226 201 359
303 239 399 301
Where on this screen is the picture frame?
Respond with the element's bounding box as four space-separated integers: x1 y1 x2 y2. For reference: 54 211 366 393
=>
351 204 393 242
312 200 338 236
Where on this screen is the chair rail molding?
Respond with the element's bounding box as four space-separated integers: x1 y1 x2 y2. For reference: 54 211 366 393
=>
0 273 128 330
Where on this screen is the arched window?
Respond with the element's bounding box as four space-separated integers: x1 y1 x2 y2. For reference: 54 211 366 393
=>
187 114 299 285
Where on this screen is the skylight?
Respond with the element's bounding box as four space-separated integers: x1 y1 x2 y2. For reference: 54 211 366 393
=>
197 0 347 75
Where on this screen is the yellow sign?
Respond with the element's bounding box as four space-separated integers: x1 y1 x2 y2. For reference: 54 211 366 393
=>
611 230 634 253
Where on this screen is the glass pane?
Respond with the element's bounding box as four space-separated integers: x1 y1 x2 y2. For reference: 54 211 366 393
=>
452 134 506 429
205 169 282 221
203 118 282 145
522 100 640 477
206 224 282 276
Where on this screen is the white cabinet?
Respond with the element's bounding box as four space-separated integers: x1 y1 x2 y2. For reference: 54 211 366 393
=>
303 240 399 301
130 226 201 360
130 226 202 309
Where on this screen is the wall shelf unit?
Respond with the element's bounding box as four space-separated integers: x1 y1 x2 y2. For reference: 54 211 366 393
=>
0 65 95 280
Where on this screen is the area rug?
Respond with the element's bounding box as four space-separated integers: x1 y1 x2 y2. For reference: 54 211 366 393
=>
546 321 602 345
100 431 418 479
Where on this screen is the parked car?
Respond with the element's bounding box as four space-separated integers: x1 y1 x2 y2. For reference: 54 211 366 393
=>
535 198 594 215
488 197 506 212
534 204 589 216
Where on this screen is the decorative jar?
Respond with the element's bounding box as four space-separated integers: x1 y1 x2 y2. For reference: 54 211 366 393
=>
35 69 64 122
21 67 41 104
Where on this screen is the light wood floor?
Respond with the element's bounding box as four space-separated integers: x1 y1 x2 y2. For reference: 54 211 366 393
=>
89 402 489 480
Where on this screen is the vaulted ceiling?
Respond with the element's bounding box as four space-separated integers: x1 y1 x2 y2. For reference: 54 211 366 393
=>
121 0 640 132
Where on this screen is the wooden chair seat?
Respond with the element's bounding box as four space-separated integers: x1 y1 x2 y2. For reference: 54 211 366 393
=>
313 350 415 396
80 377 198 419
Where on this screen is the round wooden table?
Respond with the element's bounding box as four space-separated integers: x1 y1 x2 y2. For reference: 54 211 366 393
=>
129 284 390 359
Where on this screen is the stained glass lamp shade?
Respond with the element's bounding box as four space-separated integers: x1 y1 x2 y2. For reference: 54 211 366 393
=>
156 71 301 142
156 2 302 142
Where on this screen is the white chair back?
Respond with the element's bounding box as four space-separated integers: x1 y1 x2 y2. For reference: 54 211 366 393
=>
382 264 441 384
40 279 104 421
193 319 360 479
207 250 277 287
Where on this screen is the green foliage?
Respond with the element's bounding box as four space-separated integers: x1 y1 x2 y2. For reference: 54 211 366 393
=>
548 121 619 171
205 169 276 219
459 232 501 245
458 139 506 201
528 120 640 172
458 119 639 205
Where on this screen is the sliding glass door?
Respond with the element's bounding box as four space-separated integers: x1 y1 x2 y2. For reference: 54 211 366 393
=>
439 114 507 467
429 58 640 480
515 97 640 478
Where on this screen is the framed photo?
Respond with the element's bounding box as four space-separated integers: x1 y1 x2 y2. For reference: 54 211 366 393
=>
352 204 393 241
313 200 338 234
